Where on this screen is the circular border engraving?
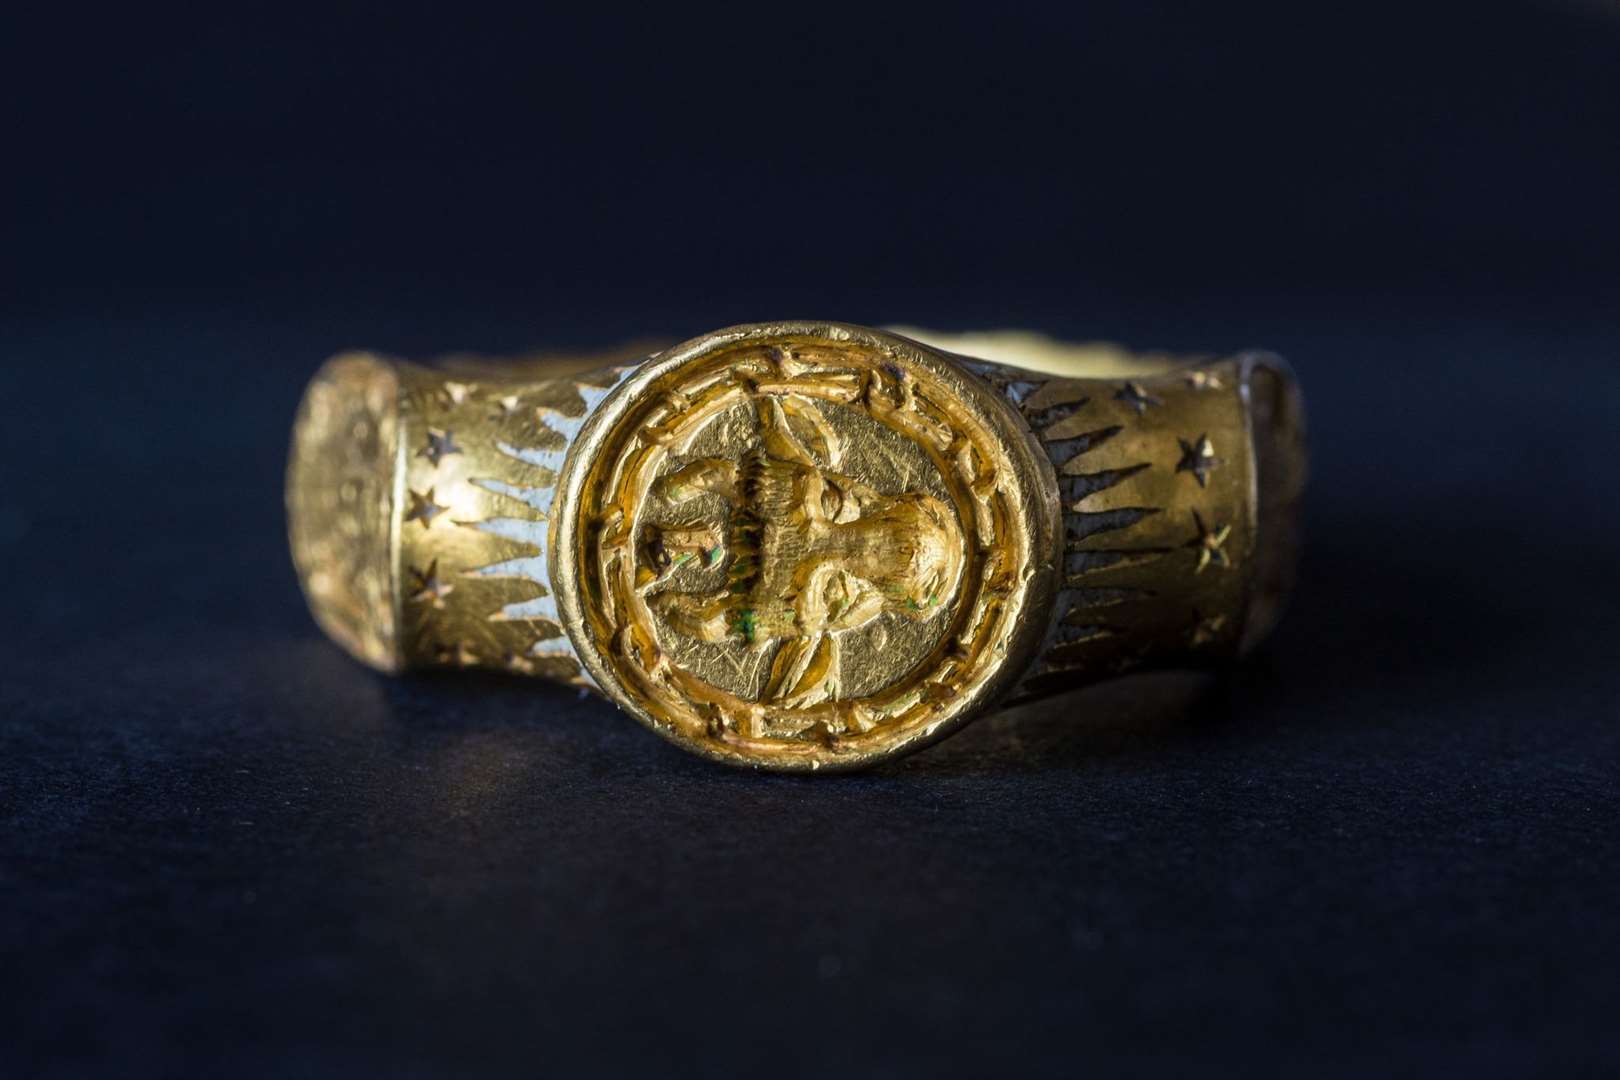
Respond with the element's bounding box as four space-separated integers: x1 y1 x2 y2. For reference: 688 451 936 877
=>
552 323 1059 770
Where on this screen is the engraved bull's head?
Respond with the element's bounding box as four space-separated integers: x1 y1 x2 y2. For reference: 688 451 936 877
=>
641 394 964 707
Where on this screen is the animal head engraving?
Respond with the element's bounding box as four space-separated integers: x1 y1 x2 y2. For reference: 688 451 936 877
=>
641 394 964 706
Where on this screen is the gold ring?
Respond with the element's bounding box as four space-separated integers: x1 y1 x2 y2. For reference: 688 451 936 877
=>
286 321 1306 771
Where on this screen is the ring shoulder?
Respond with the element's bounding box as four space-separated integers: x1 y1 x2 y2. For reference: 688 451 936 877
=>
951 347 1304 699
288 349 645 687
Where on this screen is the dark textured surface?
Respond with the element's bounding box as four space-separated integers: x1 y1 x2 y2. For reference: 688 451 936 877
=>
5 2 1620 1076
4 295 1618 1078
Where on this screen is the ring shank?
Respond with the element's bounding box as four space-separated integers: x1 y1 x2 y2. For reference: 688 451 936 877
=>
287 350 637 683
1240 354 1308 653
287 331 1304 701
897 330 1306 697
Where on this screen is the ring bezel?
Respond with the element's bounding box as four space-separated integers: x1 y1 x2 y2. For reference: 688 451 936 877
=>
549 321 1061 771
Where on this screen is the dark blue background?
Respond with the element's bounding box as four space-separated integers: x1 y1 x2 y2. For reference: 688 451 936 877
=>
3 3 1617 1077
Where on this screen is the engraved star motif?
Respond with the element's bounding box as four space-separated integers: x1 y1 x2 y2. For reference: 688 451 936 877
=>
1187 510 1232 573
1185 370 1223 391
1175 434 1222 488
405 487 448 529
417 428 463 467
1114 381 1162 415
408 559 455 608
1189 611 1228 646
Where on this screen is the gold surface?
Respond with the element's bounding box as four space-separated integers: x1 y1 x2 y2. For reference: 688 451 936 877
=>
285 353 401 671
286 321 1306 772
550 323 1058 770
